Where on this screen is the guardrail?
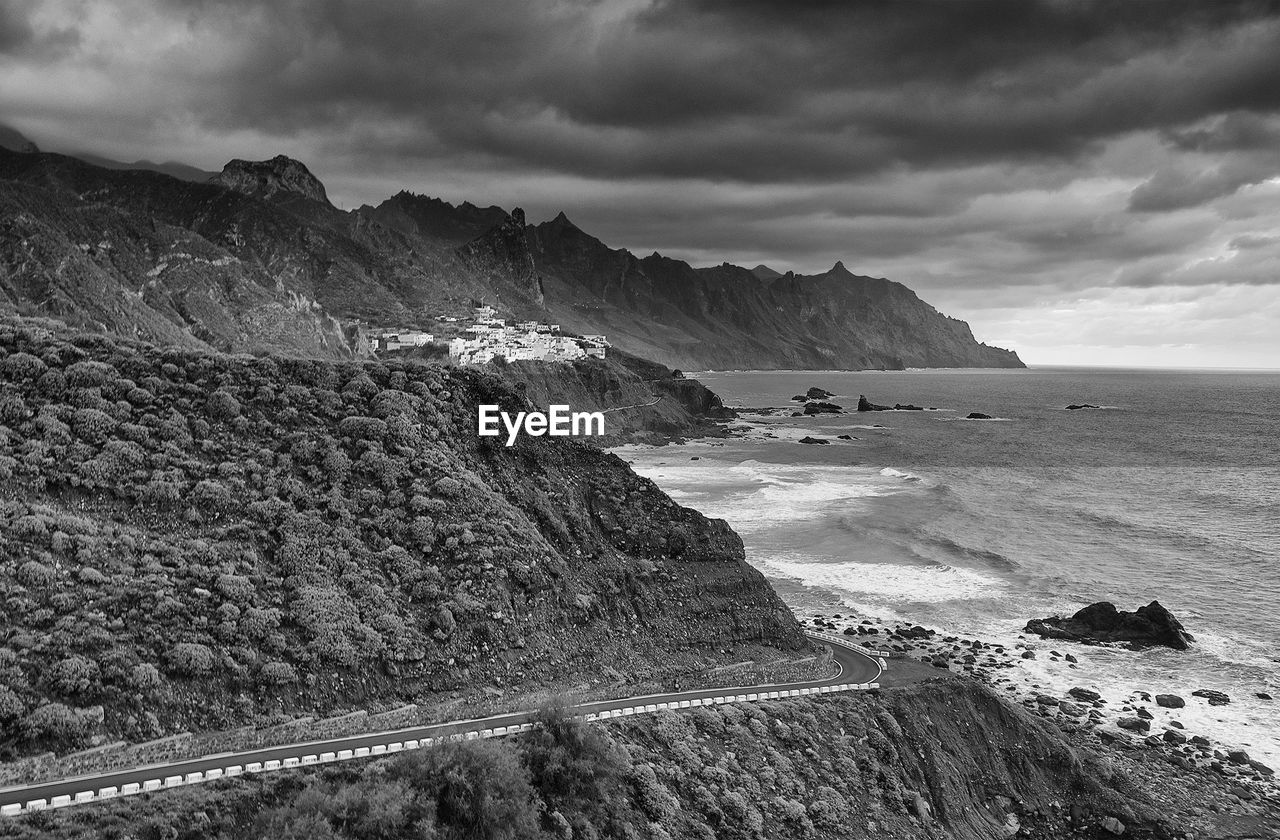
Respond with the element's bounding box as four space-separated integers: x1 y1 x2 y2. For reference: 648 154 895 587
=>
2 642 885 818
803 628 896 659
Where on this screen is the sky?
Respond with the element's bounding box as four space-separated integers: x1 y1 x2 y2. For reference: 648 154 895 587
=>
3 0 1280 368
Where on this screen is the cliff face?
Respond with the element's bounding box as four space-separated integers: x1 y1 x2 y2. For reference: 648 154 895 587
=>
526 215 1023 371
0 317 802 757
211 155 331 205
495 350 733 445
1 146 1021 371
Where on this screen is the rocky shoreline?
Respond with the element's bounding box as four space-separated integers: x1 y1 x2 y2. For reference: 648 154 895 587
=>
803 610 1280 831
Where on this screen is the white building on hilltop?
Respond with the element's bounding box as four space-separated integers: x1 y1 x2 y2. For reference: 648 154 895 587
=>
449 324 606 366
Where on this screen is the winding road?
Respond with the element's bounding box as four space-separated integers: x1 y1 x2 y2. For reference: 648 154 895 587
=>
0 631 882 815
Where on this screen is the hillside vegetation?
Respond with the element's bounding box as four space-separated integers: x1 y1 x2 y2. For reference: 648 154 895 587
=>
0 318 805 757
0 684 1177 840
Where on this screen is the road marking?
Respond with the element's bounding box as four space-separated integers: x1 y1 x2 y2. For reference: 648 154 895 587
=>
2 640 882 816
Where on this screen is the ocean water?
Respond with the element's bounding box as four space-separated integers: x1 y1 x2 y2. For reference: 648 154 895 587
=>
616 367 1280 763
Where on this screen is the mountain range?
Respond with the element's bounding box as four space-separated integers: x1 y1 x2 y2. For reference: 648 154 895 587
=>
0 135 1022 370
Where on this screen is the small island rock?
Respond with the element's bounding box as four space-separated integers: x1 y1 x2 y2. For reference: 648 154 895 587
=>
857 395 890 412
1024 600 1193 650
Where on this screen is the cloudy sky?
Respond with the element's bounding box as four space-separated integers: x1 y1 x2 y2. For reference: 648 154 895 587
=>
3 0 1280 367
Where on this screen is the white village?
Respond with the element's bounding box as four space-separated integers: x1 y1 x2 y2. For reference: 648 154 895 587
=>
366 306 609 366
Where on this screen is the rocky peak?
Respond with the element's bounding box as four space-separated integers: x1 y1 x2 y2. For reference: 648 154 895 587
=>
211 154 329 204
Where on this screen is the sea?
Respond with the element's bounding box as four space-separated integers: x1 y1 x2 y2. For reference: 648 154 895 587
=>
615 367 1280 764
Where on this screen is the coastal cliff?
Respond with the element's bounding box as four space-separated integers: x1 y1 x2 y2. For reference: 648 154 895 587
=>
526 214 1023 371
1 146 1020 371
494 349 733 445
0 317 802 759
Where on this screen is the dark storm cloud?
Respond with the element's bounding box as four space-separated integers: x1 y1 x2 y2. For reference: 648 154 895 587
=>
5 0 1280 365
129 0 1280 182
1127 155 1279 212
0 0 78 57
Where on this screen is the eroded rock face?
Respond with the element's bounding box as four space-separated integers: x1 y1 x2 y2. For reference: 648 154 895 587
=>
211 155 330 204
1025 601 1194 650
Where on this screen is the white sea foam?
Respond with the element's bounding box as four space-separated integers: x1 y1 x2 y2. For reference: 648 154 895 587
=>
760 555 1007 603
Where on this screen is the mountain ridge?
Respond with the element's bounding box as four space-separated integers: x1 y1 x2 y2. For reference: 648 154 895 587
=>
0 144 1022 370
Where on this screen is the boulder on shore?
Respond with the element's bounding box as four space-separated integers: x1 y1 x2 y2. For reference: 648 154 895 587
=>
803 401 844 415
798 436 830 445
1155 694 1185 709
1024 601 1193 650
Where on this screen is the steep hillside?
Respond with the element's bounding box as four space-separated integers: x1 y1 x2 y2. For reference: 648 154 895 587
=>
0 318 805 758
0 682 1196 840
495 350 734 445
0 149 535 356
1 145 1021 371
526 214 1023 371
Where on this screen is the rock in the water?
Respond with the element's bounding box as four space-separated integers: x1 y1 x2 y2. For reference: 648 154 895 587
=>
893 403 924 411
857 395 890 412
836 434 854 440
803 401 843 415
1024 600 1194 650
1256 692 1273 700
1068 687 1102 703
1155 694 1185 708
966 412 993 419
1227 749 1250 765
1066 404 1102 410
806 386 836 400
1163 729 1188 745
797 436 830 445
1117 717 1151 733
791 394 806 402
1191 689 1230 706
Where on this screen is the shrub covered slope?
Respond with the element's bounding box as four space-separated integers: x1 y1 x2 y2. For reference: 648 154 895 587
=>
0 318 805 757
0 684 1180 840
